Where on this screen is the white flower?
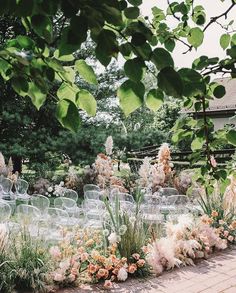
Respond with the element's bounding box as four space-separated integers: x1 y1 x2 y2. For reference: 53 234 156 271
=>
45 192 48 195
60 181 64 186
48 187 53 192
108 232 119 244
104 136 113 156
117 267 128 281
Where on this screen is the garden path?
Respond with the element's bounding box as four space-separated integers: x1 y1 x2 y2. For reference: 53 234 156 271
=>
59 248 236 293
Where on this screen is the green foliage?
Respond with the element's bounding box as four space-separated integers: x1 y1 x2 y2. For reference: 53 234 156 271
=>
118 80 144 116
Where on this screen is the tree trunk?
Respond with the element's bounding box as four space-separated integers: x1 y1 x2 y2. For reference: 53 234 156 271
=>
12 156 22 174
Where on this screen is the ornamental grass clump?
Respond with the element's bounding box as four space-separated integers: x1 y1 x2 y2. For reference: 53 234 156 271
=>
104 194 151 278
7 230 51 293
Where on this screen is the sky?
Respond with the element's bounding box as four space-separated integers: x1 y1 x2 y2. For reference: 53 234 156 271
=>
140 0 236 68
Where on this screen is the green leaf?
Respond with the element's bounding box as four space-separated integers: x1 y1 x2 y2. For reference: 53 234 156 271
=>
54 50 74 61
11 76 29 96
124 7 140 19
31 15 53 43
27 82 47 110
164 38 175 52
145 89 164 111
57 82 79 103
16 35 35 49
231 33 236 46
220 34 230 49
75 60 98 85
77 90 97 116
213 85 226 99
151 47 174 70
187 27 204 48
127 0 142 6
157 67 183 98
95 29 118 66
226 130 236 146
58 66 76 83
56 99 81 132
118 80 145 116
191 136 205 151
124 58 146 82
178 68 205 97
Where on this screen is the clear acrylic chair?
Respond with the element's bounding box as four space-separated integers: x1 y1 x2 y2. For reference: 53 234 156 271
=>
167 195 189 221
1 178 13 198
30 194 50 215
16 204 41 236
83 184 100 193
54 197 77 209
117 192 135 203
15 179 30 202
47 207 69 227
160 187 179 197
0 200 11 222
84 190 103 201
45 208 69 242
63 189 78 201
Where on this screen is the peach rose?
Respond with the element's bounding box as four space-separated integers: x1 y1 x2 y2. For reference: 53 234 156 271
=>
128 263 137 274
137 259 145 267
142 246 149 254
88 264 98 274
132 253 140 260
71 268 78 276
96 268 109 279
228 235 234 242
224 230 229 237
211 210 218 218
104 280 113 289
80 252 89 262
112 267 119 275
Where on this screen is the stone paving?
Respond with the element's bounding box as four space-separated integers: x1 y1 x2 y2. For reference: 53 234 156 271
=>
59 248 236 293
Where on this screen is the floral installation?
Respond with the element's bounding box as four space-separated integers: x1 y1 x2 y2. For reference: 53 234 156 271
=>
138 157 165 193
94 137 126 191
147 213 233 275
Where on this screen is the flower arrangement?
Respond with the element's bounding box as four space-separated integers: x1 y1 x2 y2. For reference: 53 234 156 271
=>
147 213 233 275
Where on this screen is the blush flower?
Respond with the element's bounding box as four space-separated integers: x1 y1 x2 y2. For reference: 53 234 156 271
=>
96 268 109 279
211 210 218 218
132 253 140 260
53 273 65 282
104 280 113 290
228 235 234 242
137 259 146 267
128 263 137 274
49 246 61 259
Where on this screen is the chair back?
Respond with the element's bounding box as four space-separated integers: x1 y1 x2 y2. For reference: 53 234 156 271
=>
160 187 179 196
1 178 13 194
83 184 100 193
30 194 50 213
15 179 29 195
0 200 11 222
63 189 78 201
